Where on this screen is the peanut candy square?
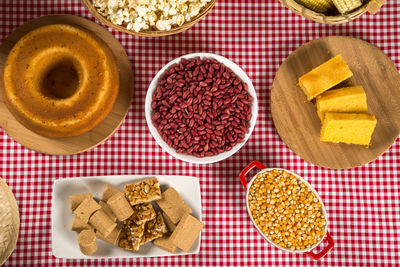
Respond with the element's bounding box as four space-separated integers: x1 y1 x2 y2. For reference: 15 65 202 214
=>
101 184 123 202
170 213 204 252
71 216 94 232
162 212 177 232
131 203 157 225
69 193 92 212
140 213 168 245
124 178 161 205
156 187 192 224
154 234 177 253
99 201 117 222
73 198 101 223
97 227 121 246
118 215 145 251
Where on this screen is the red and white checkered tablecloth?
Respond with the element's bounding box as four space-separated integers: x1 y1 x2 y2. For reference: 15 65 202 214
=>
0 0 399 266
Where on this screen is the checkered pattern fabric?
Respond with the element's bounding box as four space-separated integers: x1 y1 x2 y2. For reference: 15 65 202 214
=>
0 0 399 266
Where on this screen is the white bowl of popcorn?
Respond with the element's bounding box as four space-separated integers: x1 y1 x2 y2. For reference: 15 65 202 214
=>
82 0 217 37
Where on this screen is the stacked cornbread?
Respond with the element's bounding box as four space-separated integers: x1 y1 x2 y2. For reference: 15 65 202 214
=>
298 55 377 146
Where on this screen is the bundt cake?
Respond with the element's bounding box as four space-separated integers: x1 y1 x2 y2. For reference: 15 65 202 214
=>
2 24 120 138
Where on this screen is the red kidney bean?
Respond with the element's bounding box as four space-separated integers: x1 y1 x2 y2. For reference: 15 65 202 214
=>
151 57 252 157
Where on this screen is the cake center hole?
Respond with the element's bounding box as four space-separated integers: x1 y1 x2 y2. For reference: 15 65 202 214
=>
41 59 79 99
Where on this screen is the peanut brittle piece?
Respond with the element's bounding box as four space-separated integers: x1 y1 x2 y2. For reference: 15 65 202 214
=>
124 178 161 205
140 213 168 245
131 203 157 225
118 215 145 251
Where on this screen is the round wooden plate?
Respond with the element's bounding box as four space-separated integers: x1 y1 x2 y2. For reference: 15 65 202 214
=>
271 36 400 169
0 177 20 265
0 15 133 155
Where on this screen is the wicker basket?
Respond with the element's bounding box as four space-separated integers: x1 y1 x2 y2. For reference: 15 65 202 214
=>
279 0 386 24
0 178 20 265
81 0 217 37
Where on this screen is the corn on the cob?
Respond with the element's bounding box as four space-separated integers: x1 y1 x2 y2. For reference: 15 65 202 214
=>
296 0 334 13
332 0 363 14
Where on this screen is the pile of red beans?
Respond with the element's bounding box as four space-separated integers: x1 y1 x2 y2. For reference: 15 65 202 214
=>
151 57 252 157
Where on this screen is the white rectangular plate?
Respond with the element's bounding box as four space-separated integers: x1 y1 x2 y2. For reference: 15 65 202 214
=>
51 175 202 259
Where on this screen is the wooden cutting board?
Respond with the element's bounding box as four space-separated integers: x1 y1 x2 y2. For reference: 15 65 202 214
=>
271 36 400 169
0 15 133 155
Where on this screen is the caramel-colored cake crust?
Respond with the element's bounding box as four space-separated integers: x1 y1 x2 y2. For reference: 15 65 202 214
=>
2 24 119 138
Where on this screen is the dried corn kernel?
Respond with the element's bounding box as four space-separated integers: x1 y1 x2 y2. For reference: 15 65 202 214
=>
248 169 327 251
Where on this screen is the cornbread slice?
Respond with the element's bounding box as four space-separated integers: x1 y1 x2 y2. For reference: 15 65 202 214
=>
316 86 368 121
321 113 377 146
298 55 353 100
124 178 161 206
140 213 168 245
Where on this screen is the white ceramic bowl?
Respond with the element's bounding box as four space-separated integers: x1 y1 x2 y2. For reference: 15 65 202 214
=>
239 161 334 260
145 53 258 164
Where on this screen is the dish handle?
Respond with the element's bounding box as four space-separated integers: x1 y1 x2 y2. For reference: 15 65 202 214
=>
239 161 267 189
304 232 334 260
